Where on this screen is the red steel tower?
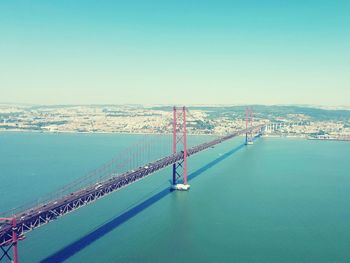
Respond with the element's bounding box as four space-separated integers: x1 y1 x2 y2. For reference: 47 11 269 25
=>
245 107 254 145
0 217 20 263
171 106 190 190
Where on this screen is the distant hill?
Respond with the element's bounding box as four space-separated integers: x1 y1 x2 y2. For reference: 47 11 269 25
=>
151 105 350 122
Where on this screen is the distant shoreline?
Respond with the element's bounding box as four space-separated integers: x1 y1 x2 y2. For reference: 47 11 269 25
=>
0 129 216 136
2 129 349 142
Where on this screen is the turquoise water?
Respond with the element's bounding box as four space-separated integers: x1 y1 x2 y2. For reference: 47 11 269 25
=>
1 133 350 262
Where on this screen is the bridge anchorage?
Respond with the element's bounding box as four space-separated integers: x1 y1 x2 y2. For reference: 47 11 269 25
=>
171 106 190 191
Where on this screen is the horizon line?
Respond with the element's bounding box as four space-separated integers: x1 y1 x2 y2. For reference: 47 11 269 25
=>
0 102 349 110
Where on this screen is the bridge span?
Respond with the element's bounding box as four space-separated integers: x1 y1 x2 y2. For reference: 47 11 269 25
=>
0 106 263 263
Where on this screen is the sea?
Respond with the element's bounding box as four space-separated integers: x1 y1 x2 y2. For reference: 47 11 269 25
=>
0 132 349 263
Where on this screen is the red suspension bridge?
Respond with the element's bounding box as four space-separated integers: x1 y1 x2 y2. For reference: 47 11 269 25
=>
0 106 264 263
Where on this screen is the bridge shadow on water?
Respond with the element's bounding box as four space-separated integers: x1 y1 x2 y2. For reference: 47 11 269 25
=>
40 143 246 263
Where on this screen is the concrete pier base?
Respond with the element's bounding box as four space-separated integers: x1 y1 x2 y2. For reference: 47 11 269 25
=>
171 184 191 191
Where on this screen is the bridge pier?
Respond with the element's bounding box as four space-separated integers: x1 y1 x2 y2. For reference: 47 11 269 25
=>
172 106 177 186
171 106 190 191
0 218 20 263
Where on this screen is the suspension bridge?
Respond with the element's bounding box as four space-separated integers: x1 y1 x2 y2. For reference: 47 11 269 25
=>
1 106 264 263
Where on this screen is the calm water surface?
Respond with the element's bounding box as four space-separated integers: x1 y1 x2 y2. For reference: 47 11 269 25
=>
1 132 349 262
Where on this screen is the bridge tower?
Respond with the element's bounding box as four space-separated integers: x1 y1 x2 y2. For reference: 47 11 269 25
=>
0 217 20 263
245 107 254 145
171 106 190 191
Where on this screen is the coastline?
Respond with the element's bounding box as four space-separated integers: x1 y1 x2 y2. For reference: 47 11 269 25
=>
1 129 348 141
0 129 217 137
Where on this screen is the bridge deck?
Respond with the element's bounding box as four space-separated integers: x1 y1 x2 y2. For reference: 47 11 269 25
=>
0 126 263 245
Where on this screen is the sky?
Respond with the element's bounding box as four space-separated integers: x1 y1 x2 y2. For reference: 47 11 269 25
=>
0 0 349 106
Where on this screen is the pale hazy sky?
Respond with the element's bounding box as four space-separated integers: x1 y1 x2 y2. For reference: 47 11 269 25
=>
0 0 349 106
